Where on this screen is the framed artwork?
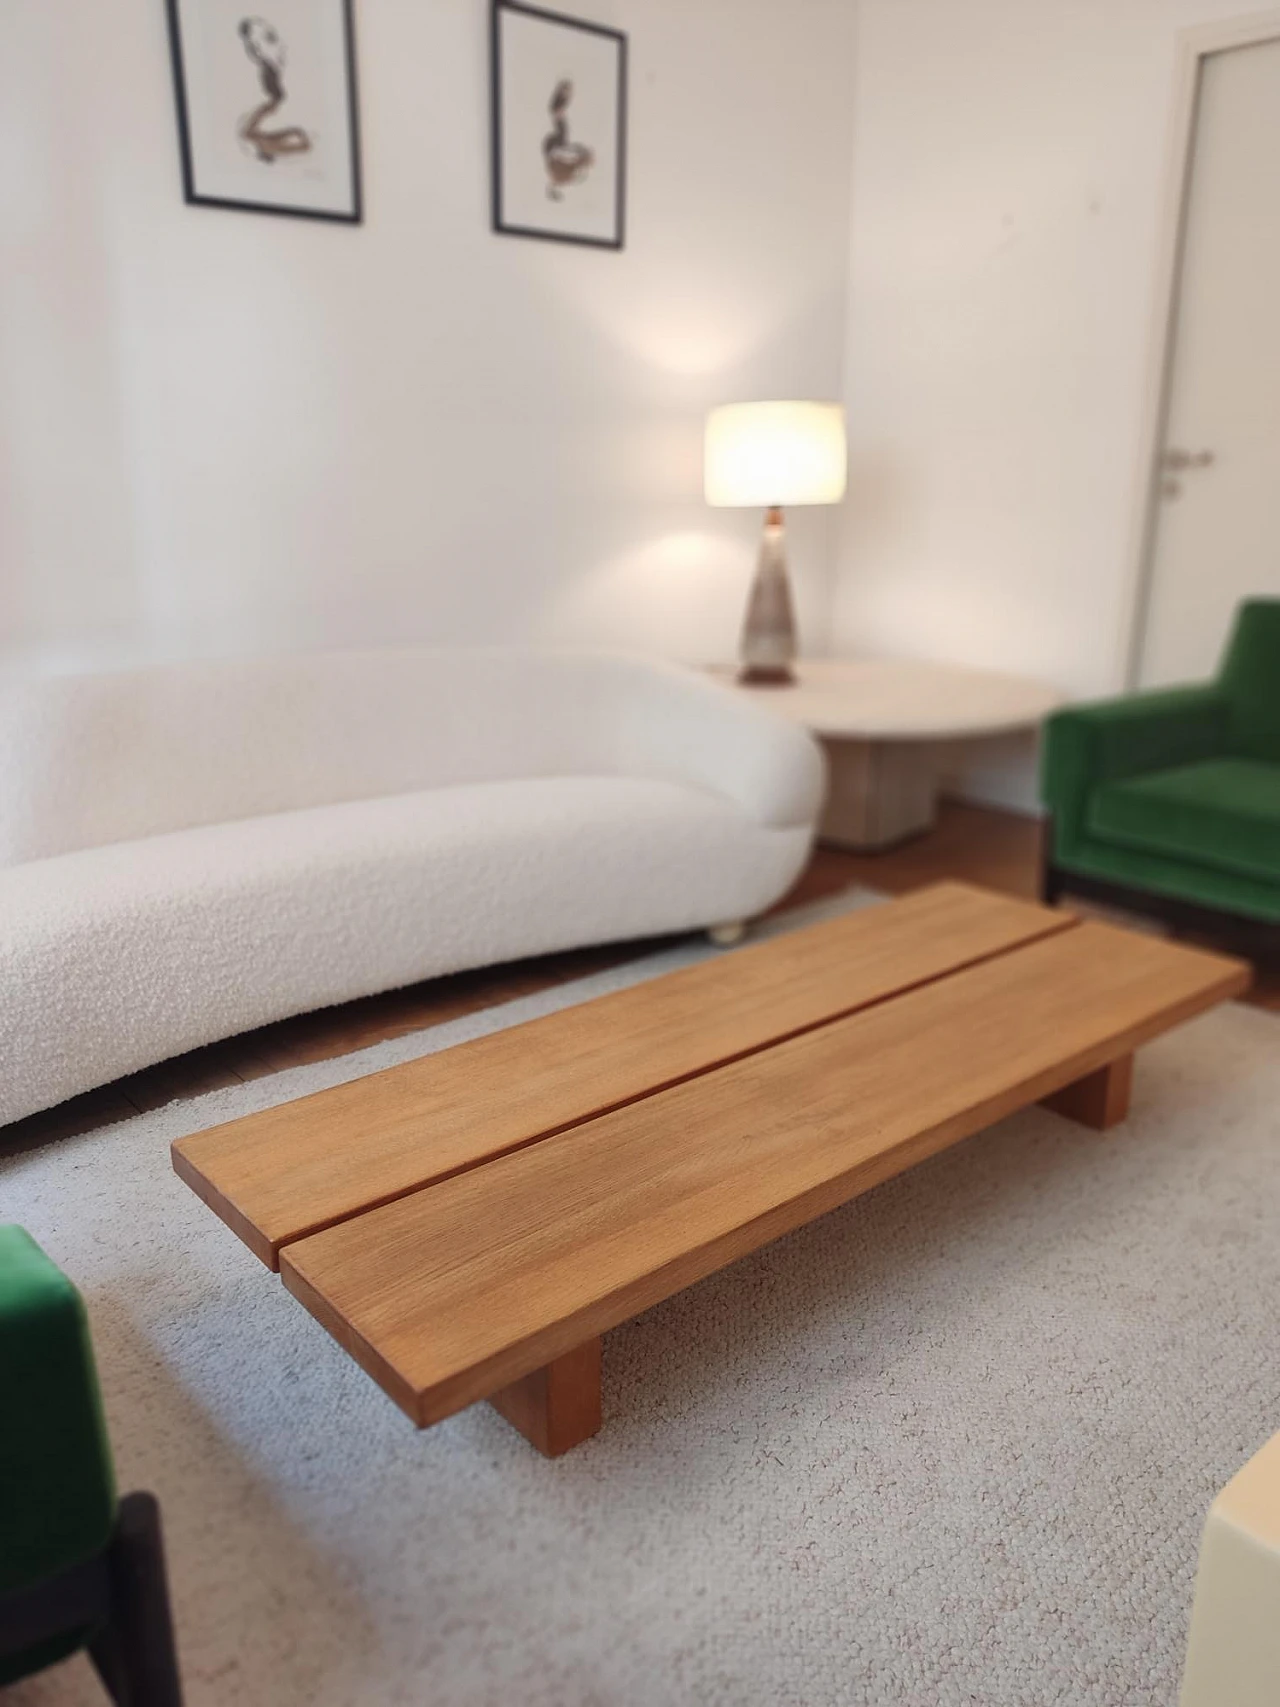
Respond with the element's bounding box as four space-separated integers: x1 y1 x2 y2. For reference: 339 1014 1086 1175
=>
166 0 362 223
490 0 627 250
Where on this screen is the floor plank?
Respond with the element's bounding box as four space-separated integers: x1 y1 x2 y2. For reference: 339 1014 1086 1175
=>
796 802 1046 902
0 1084 140 1160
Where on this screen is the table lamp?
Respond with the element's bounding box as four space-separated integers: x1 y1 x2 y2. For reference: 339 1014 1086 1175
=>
705 400 847 685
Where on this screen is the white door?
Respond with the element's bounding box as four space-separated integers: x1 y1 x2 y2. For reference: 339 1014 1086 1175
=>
1138 38 1280 687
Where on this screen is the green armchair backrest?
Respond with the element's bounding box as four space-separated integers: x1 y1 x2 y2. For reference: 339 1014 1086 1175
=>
1220 598 1280 760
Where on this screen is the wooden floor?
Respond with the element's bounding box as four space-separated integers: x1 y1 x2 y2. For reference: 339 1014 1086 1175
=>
4 802 1273 1155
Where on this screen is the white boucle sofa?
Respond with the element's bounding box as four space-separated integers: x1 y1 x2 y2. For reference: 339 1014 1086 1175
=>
0 648 824 1128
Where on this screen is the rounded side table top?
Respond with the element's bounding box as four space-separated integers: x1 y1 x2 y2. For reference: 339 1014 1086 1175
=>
706 657 1065 740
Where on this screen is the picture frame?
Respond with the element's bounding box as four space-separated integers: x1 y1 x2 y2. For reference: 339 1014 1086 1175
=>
490 0 627 251
166 0 362 224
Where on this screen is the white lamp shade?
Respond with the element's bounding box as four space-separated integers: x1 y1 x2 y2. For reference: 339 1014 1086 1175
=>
704 400 847 508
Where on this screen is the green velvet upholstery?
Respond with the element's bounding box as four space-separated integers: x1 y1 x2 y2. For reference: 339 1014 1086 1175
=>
1042 599 1280 926
1090 759 1280 884
0 1226 117 1686
1222 596 1280 760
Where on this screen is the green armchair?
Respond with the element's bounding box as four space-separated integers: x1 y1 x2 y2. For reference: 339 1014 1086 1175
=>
1041 598 1280 944
0 1226 182 1704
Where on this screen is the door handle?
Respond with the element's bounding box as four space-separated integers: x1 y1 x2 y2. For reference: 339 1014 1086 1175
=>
1162 448 1215 471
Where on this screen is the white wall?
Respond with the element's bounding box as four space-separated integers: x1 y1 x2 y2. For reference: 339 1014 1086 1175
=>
15 0 1254 816
834 0 1264 811
0 0 854 673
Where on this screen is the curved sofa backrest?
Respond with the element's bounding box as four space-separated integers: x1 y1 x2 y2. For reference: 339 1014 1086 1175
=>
0 649 700 865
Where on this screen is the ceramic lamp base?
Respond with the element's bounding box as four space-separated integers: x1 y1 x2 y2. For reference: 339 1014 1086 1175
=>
738 506 798 685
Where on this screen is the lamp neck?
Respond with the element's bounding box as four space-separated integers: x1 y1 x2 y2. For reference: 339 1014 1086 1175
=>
764 505 784 529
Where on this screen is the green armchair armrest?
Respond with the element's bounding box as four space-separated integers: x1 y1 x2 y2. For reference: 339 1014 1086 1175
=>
0 1226 116 1596
0 1228 182 1702
1041 684 1233 862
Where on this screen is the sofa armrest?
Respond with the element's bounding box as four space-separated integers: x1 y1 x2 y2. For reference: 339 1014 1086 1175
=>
0 1228 116 1593
1041 684 1232 860
609 663 826 831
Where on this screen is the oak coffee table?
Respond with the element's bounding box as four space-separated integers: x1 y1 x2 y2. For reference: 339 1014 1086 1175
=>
173 883 1248 1457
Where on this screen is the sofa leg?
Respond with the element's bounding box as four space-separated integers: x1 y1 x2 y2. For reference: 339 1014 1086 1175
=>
707 921 747 947
89 1493 183 1707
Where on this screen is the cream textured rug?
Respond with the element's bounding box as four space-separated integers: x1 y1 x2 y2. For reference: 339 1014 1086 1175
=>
3 888 1279 1707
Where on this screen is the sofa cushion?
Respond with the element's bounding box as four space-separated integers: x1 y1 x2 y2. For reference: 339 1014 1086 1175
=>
0 776 810 1128
1087 758 1280 884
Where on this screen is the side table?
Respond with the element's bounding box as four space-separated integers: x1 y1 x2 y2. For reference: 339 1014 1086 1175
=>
707 658 1063 851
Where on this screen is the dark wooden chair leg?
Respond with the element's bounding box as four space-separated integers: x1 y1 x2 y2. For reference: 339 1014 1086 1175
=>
1040 819 1065 907
90 1493 183 1707
1042 1053 1134 1131
487 1337 604 1457
88 1624 128 1705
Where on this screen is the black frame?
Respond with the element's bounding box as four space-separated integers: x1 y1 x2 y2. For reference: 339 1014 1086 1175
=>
0 1493 182 1705
166 0 363 224
490 0 627 250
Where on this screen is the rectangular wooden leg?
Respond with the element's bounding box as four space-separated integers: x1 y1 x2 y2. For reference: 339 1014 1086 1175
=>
487 1337 603 1457
1042 1052 1133 1130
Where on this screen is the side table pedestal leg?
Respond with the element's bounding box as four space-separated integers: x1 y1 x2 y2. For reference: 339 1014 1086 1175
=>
819 738 938 851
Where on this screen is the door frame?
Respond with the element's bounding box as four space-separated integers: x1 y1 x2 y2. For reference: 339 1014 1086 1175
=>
1121 8 1280 687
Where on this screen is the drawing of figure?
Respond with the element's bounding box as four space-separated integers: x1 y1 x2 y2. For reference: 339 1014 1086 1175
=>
542 79 593 200
237 17 312 165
